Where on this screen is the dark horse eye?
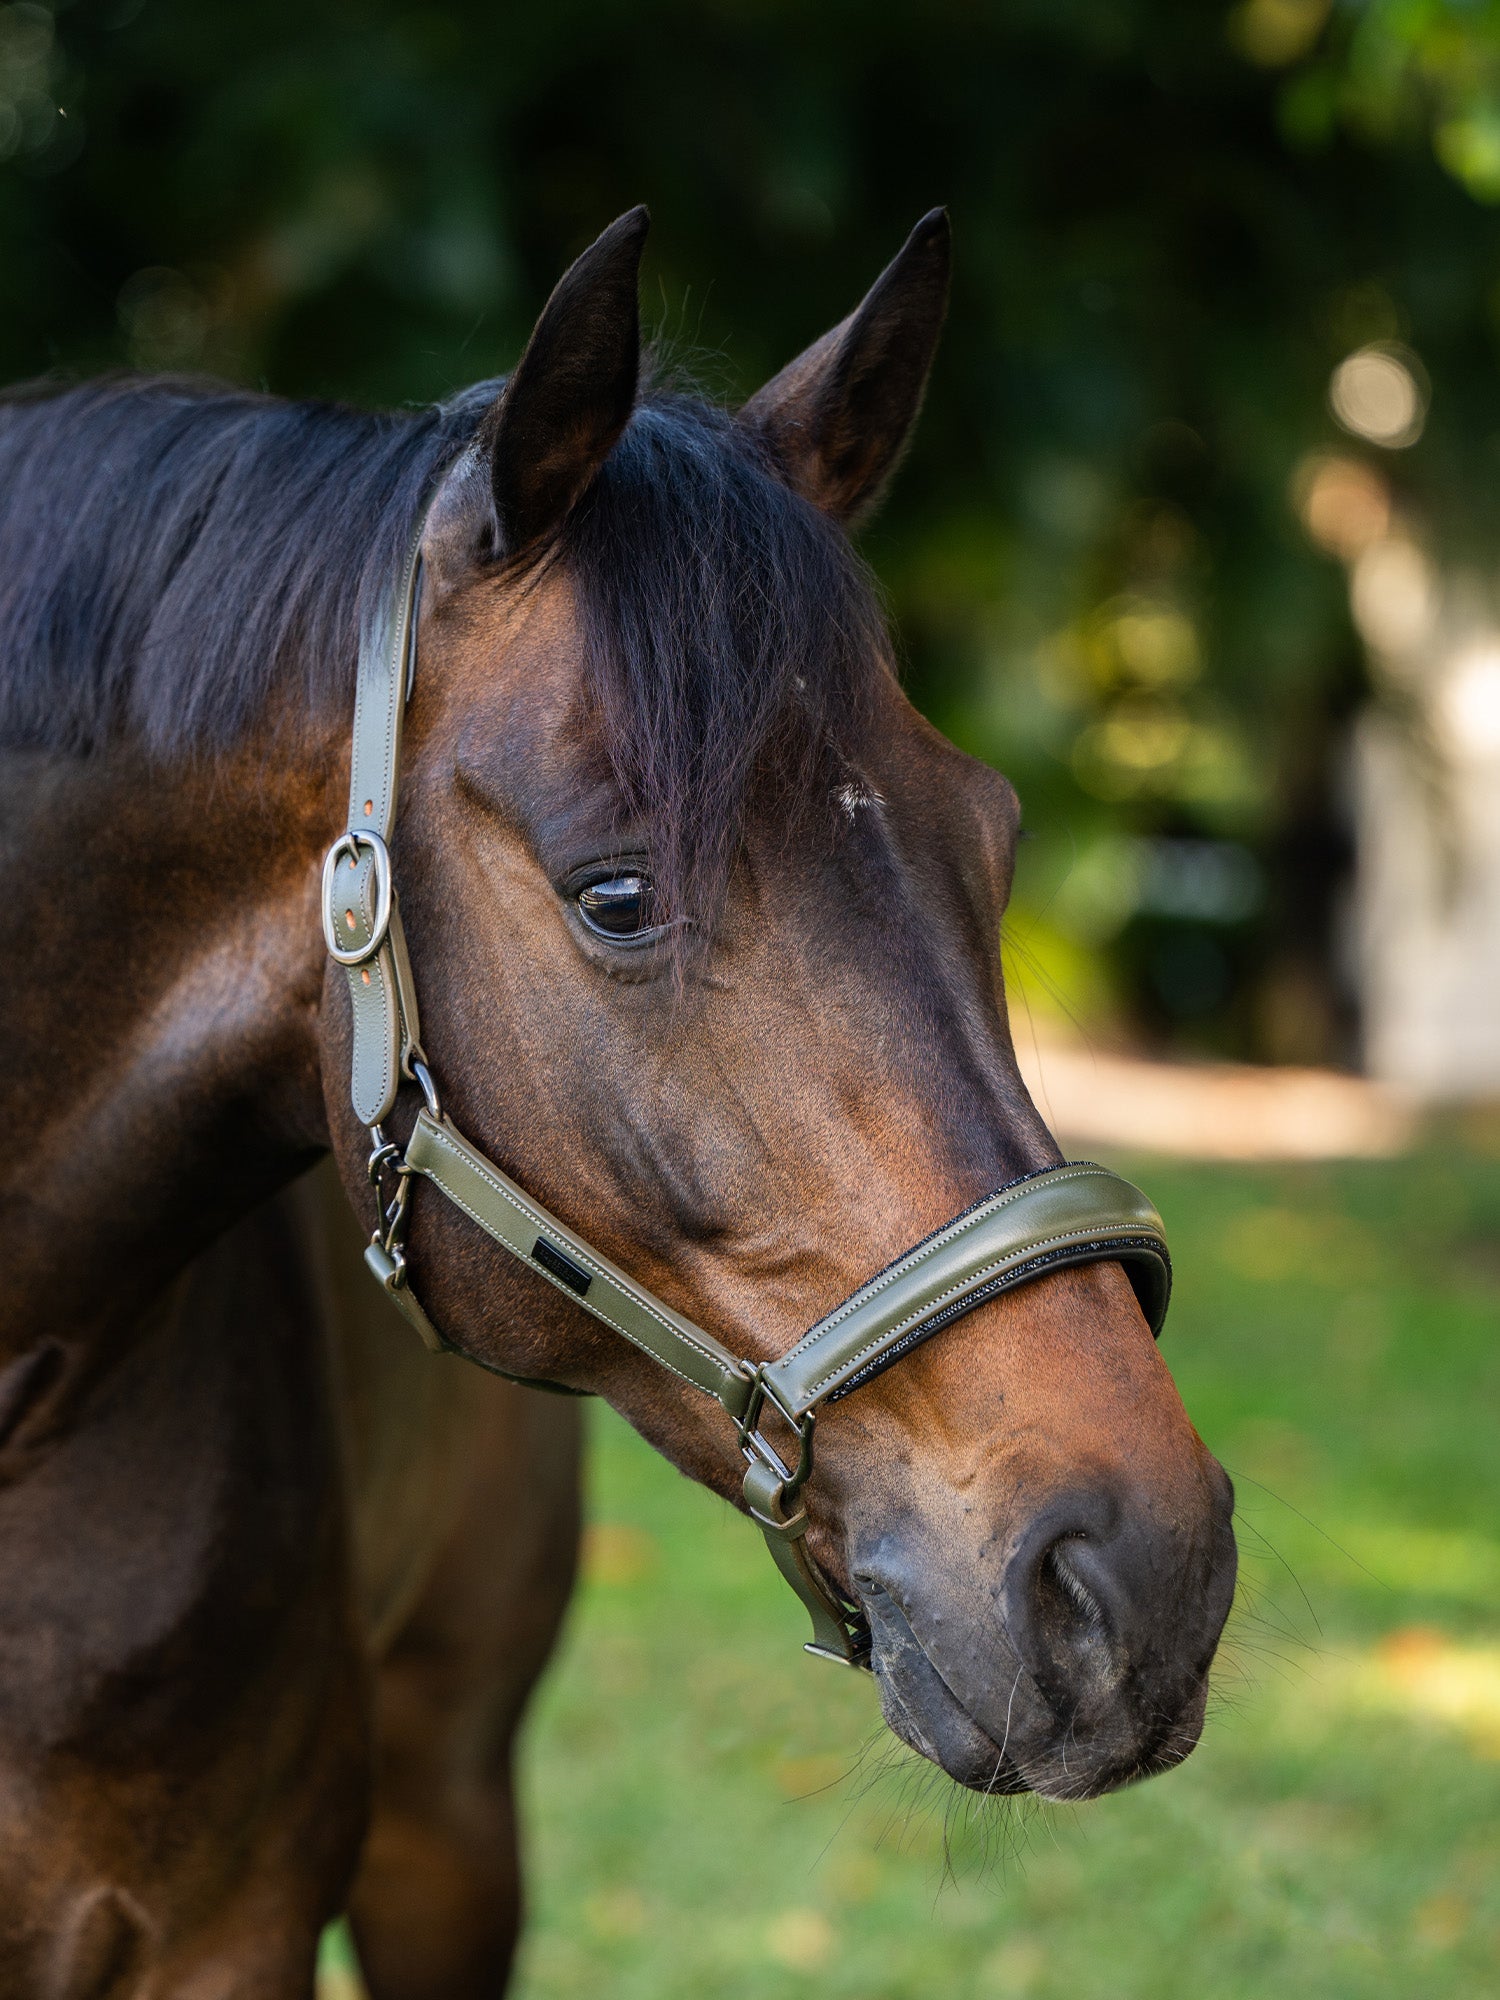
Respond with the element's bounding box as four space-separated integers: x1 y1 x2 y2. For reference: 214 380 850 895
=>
576 874 657 940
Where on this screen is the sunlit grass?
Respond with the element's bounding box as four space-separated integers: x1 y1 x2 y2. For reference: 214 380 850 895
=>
498 1148 1500 1999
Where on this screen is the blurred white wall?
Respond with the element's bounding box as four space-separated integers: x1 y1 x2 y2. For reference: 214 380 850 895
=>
1354 700 1500 1097
1298 357 1500 1101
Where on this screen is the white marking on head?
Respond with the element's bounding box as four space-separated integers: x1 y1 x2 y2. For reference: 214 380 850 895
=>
835 779 881 819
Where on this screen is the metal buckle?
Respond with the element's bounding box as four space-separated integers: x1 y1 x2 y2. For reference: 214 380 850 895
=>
321 830 393 966
736 1364 815 1500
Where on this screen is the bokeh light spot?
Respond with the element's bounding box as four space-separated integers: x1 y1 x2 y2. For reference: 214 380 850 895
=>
1329 344 1427 449
1440 643 1500 760
1293 452 1390 559
765 1909 835 1970
1350 537 1435 656
1228 0 1329 67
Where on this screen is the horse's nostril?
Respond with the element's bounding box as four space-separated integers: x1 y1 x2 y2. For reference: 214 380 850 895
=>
1028 1532 1120 1697
1040 1536 1108 1635
1000 1499 1132 1713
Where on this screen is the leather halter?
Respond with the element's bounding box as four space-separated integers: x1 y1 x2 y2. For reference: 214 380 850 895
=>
323 514 1173 1668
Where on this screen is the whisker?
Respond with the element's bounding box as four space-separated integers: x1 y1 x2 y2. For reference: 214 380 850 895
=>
1229 1466 1391 1594
1230 1511 1324 1639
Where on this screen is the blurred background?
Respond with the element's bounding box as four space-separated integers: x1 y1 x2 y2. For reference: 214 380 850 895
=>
12 0 1500 1086
6 2 1498 1994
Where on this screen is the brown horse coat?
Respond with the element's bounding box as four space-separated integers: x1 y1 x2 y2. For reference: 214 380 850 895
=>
0 211 1234 1997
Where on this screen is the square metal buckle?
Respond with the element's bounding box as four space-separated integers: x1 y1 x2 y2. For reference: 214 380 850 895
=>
736 1363 815 1495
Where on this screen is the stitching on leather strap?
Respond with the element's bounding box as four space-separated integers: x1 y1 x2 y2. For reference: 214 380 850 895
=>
413 1122 742 1398
347 946 397 1123
825 1236 1171 1403
795 1221 1166 1403
350 539 414 835
776 1165 1118 1367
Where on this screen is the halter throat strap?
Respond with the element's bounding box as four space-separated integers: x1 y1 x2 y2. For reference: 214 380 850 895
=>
323 513 1172 1669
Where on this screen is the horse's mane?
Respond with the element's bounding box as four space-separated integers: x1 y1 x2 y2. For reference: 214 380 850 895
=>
0 370 885 926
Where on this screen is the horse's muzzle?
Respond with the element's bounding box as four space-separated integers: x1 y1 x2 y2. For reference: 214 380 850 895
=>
854 1462 1238 1799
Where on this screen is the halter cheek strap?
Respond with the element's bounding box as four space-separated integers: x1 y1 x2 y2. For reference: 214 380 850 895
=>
321 537 426 1130
324 514 1173 1669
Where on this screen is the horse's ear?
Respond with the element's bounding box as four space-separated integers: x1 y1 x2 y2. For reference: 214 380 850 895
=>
480 207 648 555
741 210 950 526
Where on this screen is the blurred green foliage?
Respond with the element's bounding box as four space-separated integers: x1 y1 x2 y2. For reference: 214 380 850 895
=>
7 0 1500 1055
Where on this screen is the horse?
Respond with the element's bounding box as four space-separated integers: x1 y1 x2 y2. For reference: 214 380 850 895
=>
0 207 1237 1997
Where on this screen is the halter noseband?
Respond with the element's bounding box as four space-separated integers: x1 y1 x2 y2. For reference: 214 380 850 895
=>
322 515 1172 1669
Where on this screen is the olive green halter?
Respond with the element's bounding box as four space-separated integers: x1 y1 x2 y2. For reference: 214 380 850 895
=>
323 518 1172 1668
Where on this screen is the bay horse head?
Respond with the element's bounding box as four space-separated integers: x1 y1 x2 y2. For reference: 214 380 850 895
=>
324 208 1236 1801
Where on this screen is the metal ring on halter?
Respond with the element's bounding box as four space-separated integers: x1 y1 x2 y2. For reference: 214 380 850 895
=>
320 830 394 966
409 1058 441 1120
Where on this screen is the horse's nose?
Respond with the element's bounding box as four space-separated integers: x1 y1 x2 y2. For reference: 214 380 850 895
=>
999 1466 1234 1722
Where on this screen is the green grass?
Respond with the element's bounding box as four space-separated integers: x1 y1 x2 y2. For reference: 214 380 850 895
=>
500 1147 1500 2000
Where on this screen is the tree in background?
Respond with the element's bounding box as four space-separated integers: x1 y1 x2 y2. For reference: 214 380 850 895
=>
5 0 1500 1063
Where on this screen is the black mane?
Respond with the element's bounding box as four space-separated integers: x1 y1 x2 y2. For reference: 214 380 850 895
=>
0 371 886 926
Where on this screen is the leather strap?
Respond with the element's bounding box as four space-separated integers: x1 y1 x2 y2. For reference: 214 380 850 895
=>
401 1111 1170 1429
401 1110 1167 1663
766 1163 1169 1415
324 538 426 1126
324 499 1174 1668
403 1111 754 1417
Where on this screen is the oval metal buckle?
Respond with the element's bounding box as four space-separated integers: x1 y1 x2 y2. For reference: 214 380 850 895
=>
321 830 394 966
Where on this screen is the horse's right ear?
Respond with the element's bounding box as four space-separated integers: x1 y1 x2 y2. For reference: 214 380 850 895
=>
477 207 648 556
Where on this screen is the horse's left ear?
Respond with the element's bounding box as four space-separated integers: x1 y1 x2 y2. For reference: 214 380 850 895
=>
741 209 950 525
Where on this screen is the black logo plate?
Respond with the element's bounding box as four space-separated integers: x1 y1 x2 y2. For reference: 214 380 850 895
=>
532 1237 593 1297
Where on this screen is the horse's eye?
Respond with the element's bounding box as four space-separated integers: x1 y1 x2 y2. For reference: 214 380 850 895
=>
576 873 657 940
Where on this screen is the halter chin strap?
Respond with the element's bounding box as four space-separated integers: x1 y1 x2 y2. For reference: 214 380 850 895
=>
323 514 1173 1669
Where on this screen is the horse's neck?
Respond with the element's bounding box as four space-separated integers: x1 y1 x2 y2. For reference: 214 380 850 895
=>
2 735 343 1363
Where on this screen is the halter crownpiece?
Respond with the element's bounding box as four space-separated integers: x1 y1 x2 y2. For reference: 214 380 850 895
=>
323 510 1173 1669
